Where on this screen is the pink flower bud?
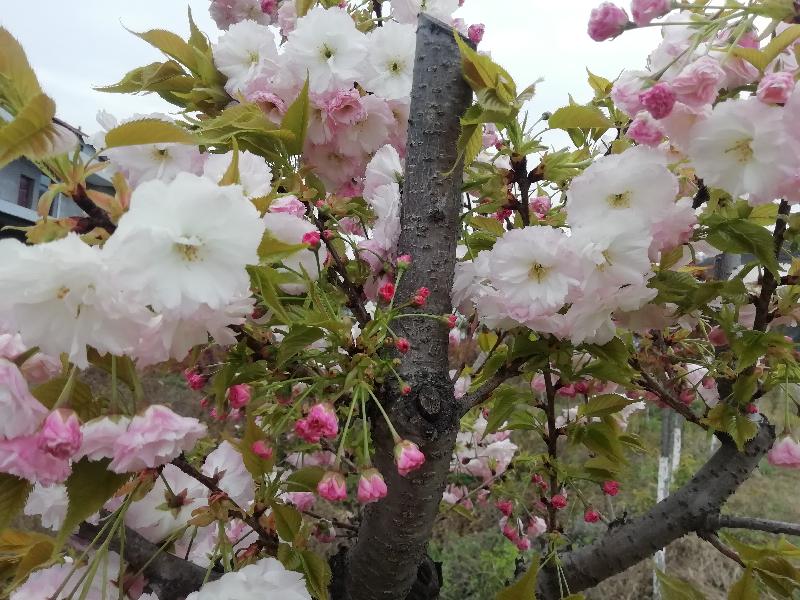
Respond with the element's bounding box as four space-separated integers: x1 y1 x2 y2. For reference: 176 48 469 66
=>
679 389 695 406
468 23 485 44
587 2 629 42
394 439 425 477
357 468 388 504
757 72 795 105
494 208 513 221
529 195 551 218
744 403 759 415
378 282 396 303
584 508 602 523
251 440 273 460
322 229 334 240
38 409 82 460
317 471 347 502
495 499 514 517
395 338 411 353
446 314 459 329
631 0 671 26
515 537 531 551
226 384 252 409
639 83 676 119
602 480 620 496
260 0 277 14
401 384 412 396
302 231 321 247
294 403 339 444
397 254 412 269
574 381 589 395
550 494 568 510
768 434 800 468
285 491 315 512
183 368 206 391
501 519 520 542
557 384 577 398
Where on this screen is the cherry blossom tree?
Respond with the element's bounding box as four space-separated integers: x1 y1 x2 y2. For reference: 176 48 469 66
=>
1 0 800 599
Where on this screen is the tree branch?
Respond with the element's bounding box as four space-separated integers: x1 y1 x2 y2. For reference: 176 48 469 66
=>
709 514 800 537
172 455 278 553
76 522 216 599
536 421 775 599
458 357 527 414
340 15 473 600
70 184 117 233
753 199 790 332
633 361 706 429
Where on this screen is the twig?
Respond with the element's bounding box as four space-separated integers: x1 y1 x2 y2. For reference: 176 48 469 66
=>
632 361 706 429
543 365 559 532
698 531 746 568
303 509 359 532
710 514 800 537
458 357 527 414
753 199 790 332
71 184 116 232
172 455 278 552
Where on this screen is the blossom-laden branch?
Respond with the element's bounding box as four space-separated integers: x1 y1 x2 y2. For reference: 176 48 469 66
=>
536 421 775 599
753 199 791 332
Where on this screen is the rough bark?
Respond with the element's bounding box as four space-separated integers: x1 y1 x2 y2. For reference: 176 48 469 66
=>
77 522 219 599
536 422 775 599
341 14 472 600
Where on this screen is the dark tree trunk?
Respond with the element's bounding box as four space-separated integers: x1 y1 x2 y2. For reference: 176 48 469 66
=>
340 14 472 600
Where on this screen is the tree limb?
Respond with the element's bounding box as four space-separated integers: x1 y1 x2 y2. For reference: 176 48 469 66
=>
76 522 216 599
753 199 790 332
70 184 117 233
340 14 473 600
458 357 528 414
709 514 800 537
536 421 775 599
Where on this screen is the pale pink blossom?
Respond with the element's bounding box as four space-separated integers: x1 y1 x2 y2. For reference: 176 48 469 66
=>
669 56 725 110
284 491 315 511
639 83 675 119
37 409 82 460
394 439 425 476
251 440 273 460
526 516 547 538
588 3 630 42
468 24 485 44
269 195 306 217
757 72 795 105
0 434 71 485
631 0 671 25
317 470 347 501
110 405 206 473
357 469 388 504
768 434 800 468
611 70 647 116
77 416 131 461
0 358 48 440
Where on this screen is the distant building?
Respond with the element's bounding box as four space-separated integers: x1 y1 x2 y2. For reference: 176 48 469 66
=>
0 117 113 239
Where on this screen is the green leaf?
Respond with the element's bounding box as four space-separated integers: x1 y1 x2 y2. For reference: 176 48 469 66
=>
732 25 800 72
729 568 759 600
284 467 325 493
578 394 637 419
703 404 758 451
103 118 197 148
57 459 130 548
96 61 194 95
187 7 210 52
248 266 293 325
133 29 197 73
587 69 612 99
281 78 310 155
258 231 309 263
31 376 100 421
0 93 68 168
219 143 240 186
0 475 32 532
277 325 325 365
705 218 780 277
296 0 316 17
299 549 331 600
455 33 517 107
12 539 54 585
496 556 539 600
548 105 613 130
655 569 706 600
271 501 302 542
87 351 137 391
0 27 43 109
484 385 524 437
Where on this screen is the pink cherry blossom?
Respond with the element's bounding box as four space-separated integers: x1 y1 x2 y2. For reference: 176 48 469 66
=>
757 72 795 105
527 516 547 538
251 440 273 460
284 491 315 512
584 508 602 523
317 470 347 501
394 439 425 476
0 358 48 441
588 3 629 42
631 0 671 26
768 434 800 468
227 384 252 409
183 368 206 391
293 403 338 444
109 405 206 473
602 480 620 496
627 112 664 146
0 434 71 485
357 468 388 504
529 195 551 219
269 195 306 217
550 494 568 510
639 83 676 119
37 409 82 460
611 71 647 116
669 57 725 110
468 24 485 44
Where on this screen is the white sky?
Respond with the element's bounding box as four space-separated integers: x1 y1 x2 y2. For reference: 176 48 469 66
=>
1 0 661 143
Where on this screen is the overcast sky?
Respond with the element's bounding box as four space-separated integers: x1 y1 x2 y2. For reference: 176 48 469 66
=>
1 1 661 141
